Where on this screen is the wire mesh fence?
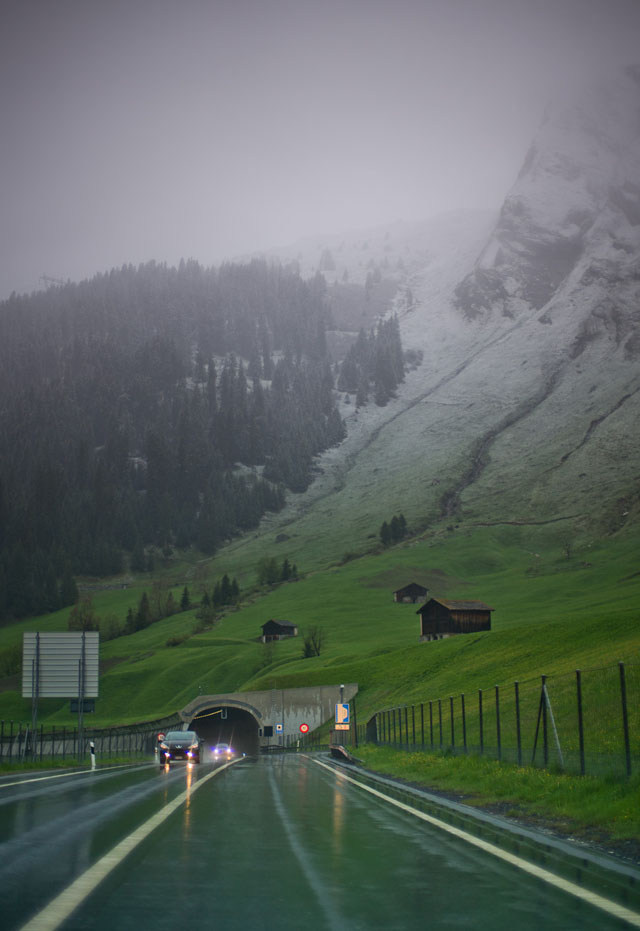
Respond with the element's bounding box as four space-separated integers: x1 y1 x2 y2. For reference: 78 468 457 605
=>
0 713 182 766
366 661 638 778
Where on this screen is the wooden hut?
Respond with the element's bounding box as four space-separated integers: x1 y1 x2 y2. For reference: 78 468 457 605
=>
416 598 492 641
261 620 298 643
393 582 428 604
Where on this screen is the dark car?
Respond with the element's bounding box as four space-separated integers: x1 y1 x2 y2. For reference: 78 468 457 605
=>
159 730 202 764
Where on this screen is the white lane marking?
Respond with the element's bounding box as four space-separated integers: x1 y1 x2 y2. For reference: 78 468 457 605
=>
0 763 148 789
313 759 640 929
18 761 239 931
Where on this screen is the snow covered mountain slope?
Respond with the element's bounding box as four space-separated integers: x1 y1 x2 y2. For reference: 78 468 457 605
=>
241 67 640 563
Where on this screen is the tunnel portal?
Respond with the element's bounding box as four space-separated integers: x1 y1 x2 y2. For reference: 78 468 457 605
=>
190 705 260 758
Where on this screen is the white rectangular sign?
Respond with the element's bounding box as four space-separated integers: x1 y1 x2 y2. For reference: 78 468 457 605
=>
22 632 99 698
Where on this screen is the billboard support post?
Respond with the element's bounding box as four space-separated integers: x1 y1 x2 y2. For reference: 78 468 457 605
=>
77 632 86 760
31 633 40 760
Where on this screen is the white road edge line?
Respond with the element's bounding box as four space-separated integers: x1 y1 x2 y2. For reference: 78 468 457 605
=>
313 758 640 929
0 763 148 789
18 760 239 931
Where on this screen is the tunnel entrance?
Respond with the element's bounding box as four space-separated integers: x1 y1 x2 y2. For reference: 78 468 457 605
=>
189 705 260 758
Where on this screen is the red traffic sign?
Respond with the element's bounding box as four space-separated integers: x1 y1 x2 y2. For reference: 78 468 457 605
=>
299 723 309 734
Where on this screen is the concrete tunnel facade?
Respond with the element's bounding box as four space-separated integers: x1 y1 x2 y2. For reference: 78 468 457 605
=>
181 684 358 755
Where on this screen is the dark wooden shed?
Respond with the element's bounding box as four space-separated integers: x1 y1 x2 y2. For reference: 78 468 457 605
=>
416 598 493 641
393 582 428 604
261 619 298 643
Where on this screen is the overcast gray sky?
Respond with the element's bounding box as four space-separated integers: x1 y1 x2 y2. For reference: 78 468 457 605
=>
1 0 639 299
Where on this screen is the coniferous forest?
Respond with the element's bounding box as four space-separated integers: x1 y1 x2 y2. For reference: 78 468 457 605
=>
0 258 404 621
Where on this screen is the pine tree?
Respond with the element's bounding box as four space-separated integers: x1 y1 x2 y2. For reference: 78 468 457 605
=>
136 592 152 630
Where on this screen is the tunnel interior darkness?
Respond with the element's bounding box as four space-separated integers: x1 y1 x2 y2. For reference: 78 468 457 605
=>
190 706 260 758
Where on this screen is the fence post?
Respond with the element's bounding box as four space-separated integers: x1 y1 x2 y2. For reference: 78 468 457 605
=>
461 694 467 753
420 704 425 749
0 720 3 763
576 670 585 776
542 676 549 767
429 702 434 747
495 686 501 761
411 705 416 747
392 708 397 745
353 696 358 748
515 682 522 766
478 690 484 755
449 697 455 748
404 707 409 749
438 700 443 748
40 724 44 762
619 662 632 778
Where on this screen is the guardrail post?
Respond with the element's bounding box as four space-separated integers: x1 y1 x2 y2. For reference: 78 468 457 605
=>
619 662 632 778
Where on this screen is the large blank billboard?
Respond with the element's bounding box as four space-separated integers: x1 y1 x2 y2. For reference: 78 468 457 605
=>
22 632 99 698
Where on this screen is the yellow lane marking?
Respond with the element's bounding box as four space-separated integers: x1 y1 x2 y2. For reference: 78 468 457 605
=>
18 761 239 931
313 759 640 929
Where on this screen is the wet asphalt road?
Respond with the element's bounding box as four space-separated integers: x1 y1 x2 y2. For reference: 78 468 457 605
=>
0 755 636 930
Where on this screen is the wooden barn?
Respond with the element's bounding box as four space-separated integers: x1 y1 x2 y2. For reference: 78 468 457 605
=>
416 598 493 641
261 619 298 643
393 582 428 604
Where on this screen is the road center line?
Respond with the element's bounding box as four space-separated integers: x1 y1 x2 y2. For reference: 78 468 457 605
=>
313 758 640 929
18 761 239 931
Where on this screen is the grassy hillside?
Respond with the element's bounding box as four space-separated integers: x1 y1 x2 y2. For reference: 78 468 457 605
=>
1 520 638 733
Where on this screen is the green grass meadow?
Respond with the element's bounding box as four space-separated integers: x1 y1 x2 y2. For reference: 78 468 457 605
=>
1 522 638 732
1 520 638 840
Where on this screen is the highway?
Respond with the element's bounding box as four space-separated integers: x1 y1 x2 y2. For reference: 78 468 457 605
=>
0 754 638 930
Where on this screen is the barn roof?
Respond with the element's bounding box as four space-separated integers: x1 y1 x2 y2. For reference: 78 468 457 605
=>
416 598 494 613
393 581 428 594
261 619 297 629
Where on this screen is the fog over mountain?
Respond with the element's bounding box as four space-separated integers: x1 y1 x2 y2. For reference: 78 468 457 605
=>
252 64 640 557
2 0 640 299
